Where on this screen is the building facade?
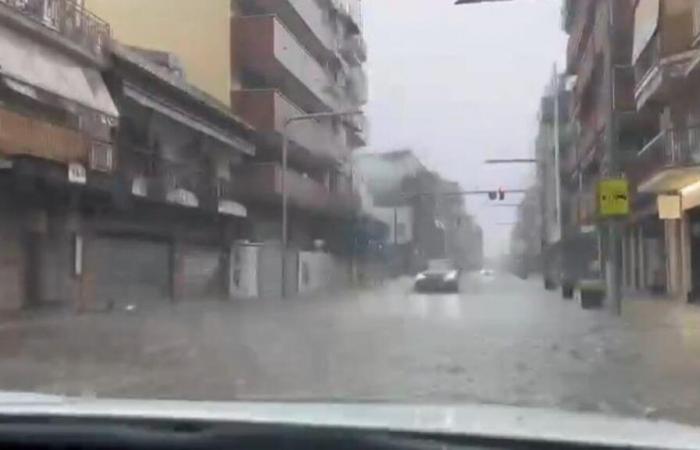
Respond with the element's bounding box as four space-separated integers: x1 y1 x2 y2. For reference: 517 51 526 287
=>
86 0 370 298
559 0 700 301
0 0 117 310
0 0 269 310
629 0 700 301
561 0 646 295
355 150 483 275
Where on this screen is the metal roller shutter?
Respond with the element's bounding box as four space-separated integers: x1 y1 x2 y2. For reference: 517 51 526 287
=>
90 236 170 306
180 245 223 299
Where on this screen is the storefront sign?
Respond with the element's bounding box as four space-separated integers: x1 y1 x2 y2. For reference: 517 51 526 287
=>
657 194 681 220
68 163 87 185
598 179 630 217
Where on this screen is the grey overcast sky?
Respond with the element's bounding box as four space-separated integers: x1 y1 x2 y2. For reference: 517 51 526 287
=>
363 0 567 257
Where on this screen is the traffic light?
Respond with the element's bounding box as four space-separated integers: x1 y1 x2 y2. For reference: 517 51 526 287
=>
488 191 497 201
498 188 506 201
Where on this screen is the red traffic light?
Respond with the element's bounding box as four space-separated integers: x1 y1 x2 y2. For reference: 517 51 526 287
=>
498 188 506 201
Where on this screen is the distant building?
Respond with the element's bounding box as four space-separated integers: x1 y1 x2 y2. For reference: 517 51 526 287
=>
354 150 483 274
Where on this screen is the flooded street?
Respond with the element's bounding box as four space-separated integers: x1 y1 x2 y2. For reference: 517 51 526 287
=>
1 274 700 426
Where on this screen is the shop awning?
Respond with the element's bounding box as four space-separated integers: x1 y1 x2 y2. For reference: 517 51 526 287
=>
638 166 700 193
0 26 118 117
218 200 248 218
124 83 254 156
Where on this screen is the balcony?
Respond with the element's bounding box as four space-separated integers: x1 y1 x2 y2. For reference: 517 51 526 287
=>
634 34 699 110
129 171 248 216
232 89 347 165
565 0 593 74
0 106 89 164
340 34 367 66
236 14 338 113
330 0 362 32
345 114 367 149
0 0 110 62
574 38 597 101
634 127 700 193
232 162 359 217
238 0 340 63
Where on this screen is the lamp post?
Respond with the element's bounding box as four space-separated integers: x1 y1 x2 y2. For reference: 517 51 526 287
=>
281 110 363 298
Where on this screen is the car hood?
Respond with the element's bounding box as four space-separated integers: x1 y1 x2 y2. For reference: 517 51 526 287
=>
0 394 698 449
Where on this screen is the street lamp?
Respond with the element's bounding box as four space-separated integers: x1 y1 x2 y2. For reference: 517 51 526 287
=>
281 110 363 298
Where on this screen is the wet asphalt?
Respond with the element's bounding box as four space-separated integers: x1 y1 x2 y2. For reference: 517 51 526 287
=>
2 273 700 426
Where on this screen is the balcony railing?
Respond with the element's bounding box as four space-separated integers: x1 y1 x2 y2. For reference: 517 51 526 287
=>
240 0 341 61
232 89 347 162
0 106 89 164
628 127 700 187
330 0 362 31
633 32 699 109
565 0 593 73
232 162 358 216
575 37 597 99
0 0 110 58
634 33 660 89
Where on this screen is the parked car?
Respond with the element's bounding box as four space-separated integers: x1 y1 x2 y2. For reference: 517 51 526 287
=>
414 259 460 293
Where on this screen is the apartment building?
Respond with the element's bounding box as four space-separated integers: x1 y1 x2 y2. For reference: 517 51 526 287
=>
231 0 368 242
88 0 368 298
629 0 700 301
354 150 484 275
0 0 117 310
561 0 658 293
0 0 261 310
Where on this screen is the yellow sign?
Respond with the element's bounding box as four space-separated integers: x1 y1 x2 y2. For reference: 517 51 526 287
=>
598 179 630 217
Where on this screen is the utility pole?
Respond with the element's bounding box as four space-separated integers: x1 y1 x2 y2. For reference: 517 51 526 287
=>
605 1 622 315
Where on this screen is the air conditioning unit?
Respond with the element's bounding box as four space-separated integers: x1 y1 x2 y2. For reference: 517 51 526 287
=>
90 141 114 172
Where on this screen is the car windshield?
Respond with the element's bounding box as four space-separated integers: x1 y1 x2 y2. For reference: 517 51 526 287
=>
2 0 700 435
427 260 454 272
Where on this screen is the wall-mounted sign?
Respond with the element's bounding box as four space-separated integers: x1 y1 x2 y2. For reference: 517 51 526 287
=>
658 194 681 220
598 178 630 217
68 163 87 185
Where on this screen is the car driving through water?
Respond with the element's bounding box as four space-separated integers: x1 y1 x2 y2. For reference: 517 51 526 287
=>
414 259 461 293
